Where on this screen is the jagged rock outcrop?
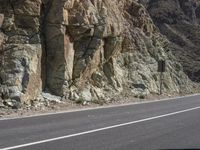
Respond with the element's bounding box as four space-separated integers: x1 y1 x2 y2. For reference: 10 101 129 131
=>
141 0 200 82
0 0 195 106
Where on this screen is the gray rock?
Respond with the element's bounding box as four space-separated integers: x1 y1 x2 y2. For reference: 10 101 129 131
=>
42 92 62 103
3 99 21 109
80 88 92 102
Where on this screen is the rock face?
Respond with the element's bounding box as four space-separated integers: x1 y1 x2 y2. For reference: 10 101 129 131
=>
141 0 200 82
0 0 42 103
0 0 196 104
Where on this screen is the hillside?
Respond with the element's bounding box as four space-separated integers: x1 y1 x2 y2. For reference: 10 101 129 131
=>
141 0 200 82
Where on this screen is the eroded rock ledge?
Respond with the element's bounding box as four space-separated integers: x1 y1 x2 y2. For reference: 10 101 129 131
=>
0 0 196 107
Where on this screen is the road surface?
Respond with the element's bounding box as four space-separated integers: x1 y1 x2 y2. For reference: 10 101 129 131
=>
0 94 200 150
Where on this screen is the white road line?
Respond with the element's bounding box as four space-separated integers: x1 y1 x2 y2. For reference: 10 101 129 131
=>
0 93 199 121
1 106 200 150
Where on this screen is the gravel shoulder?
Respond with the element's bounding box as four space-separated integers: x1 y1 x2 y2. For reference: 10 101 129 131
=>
1 90 199 120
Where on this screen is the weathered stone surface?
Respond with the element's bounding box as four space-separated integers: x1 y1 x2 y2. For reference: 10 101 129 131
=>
0 44 42 102
0 0 42 103
0 13 4 28
0 0 198 105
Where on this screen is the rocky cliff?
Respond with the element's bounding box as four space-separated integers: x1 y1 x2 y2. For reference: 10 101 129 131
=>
0 0 197 107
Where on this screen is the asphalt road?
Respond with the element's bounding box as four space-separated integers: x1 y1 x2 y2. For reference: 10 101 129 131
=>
0 95 200 150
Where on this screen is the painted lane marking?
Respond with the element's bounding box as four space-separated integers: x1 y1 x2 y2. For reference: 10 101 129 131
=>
1 106 200 150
